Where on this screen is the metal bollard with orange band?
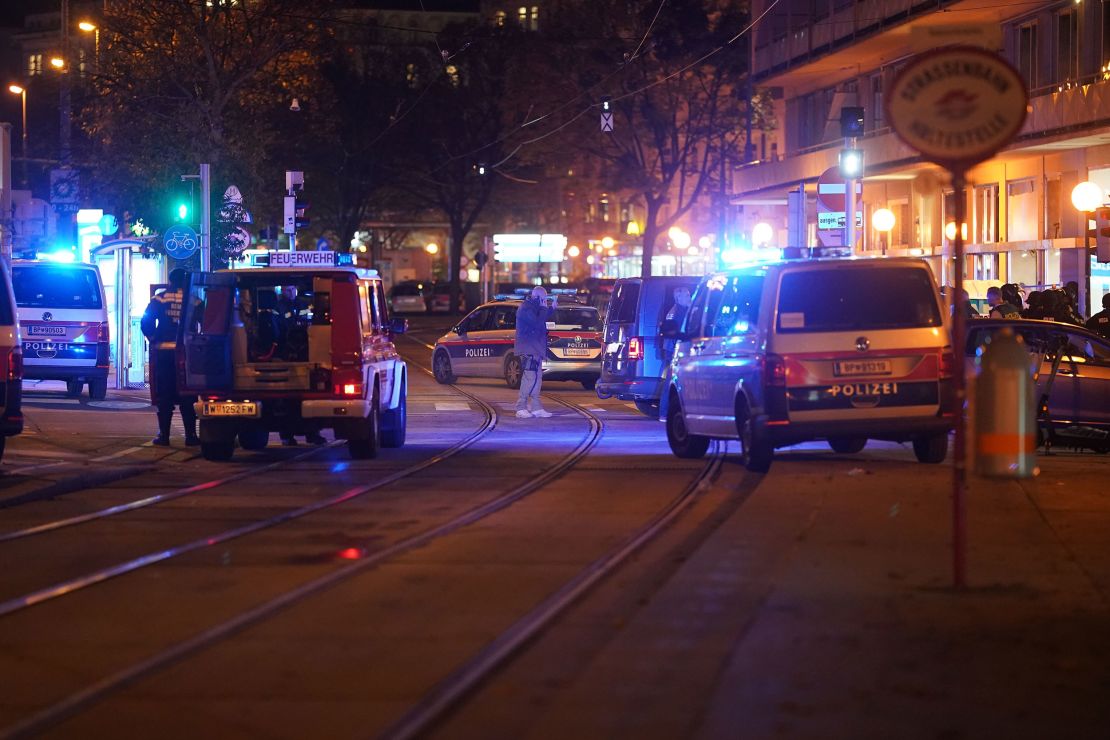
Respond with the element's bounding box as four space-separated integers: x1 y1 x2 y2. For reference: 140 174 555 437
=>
973 328 1037 478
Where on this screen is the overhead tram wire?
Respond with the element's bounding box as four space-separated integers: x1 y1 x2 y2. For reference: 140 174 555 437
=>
436 0 782 175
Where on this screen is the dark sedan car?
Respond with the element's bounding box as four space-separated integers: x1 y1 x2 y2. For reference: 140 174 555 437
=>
967 318 1110 450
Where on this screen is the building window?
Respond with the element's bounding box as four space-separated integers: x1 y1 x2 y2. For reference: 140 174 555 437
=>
529 6 539 31
1007 179 1038 242
599 196 611 223
518 6 527 25
1018 22 1039 90
870 74 883 130
1056 9 1079 85
494 10 506 27
28 53 42 76
975 184 999 244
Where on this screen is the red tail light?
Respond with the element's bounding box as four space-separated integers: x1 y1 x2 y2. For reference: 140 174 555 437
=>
627 336 644 361
8 347 22 381
764 353 786 387
96 321 110 342
939 348 956 379
332 369 363 397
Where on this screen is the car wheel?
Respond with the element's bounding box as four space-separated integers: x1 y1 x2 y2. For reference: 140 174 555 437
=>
348 395 380 459
737 399 773 473
580 378 597 391
65 379 83 397
634 399 660 419
505 355 523 389
238 429 269 451
432 351 455 384
828 437 867 454
88 377 108 400
380 382 407 448
913 432 948 464
666 392 710 459
200 441 234 461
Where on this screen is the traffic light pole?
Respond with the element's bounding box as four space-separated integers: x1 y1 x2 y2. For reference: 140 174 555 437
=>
200 163 211 271
845 136 857 252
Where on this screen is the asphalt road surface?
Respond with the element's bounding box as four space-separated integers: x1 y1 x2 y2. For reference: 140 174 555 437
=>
1 316 1108 739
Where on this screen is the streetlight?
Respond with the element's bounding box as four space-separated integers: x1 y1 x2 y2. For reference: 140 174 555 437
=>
752 222 773 247
873 207 895 255
78 21 99 71
1071 180 1103 316
7 84 27 187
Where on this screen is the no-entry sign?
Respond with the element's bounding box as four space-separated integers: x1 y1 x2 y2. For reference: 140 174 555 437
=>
816 167 862 213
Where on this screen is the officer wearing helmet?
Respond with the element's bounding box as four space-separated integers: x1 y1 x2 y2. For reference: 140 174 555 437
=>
141 268 199 446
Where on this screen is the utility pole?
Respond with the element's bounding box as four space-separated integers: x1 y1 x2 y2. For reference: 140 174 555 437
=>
181 163 212 271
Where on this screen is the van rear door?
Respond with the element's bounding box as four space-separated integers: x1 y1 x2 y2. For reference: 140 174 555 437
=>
601 279 641 379
180 272 235 392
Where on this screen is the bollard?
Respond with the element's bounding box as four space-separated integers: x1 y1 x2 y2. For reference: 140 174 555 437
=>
974 328 1037 478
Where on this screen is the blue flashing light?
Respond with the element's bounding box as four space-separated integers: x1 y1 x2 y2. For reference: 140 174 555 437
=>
36 250 77 263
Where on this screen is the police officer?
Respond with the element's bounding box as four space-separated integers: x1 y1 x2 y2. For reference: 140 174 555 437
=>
141 268 199 446
514 286 557 419
1086 293 1110 339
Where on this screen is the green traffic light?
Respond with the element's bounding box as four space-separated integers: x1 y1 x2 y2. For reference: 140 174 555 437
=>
177 203 189 220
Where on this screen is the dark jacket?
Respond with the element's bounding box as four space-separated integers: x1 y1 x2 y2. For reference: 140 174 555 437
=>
514 296 555 358
1086 309 1110 339
141 289 183 347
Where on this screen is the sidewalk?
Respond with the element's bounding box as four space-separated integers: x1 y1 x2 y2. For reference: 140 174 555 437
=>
697 447 1110 739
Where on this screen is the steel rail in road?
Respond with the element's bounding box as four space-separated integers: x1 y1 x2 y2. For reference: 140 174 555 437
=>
0 367 602 739
0 443 338 543
381 439 727 740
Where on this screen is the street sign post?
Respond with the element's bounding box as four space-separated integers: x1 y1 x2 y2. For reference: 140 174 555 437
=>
163 224 199 260
887 45 1028 589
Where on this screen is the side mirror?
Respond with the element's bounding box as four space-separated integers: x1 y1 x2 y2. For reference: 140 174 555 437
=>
660 319 681 339
453 325 465 336
389 317 408 335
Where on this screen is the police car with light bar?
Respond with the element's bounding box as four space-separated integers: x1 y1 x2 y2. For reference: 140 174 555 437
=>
178 250 408 461
431 289 602 390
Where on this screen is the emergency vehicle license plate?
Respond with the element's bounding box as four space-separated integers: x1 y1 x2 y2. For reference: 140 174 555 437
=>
834 359 892 376
563 348 592 357
202 401 260 417
27 326 68 336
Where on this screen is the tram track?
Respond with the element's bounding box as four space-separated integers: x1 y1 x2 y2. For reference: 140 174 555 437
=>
1 337 722 738
0 379 602 737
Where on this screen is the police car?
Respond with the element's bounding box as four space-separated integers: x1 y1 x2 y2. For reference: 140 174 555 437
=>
178 251 408 461
431 290 602 390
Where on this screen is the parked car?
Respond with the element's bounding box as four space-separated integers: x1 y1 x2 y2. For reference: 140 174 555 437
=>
428 282 465 313
966 317 1110 450
431 295 602 390
11 260 110 399
663 258 956 472
180 256 408 461
0 260 23 461
596 275 702 416
389 282 428 314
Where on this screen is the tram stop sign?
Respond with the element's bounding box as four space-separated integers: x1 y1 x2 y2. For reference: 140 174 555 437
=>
885 46 1028 170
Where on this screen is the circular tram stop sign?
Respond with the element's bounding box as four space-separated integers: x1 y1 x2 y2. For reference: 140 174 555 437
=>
885 46 1028 170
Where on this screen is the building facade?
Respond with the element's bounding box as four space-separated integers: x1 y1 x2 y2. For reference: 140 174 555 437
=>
735 0 1110 312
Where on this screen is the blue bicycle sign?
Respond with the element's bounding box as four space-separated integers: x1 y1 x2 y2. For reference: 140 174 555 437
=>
163 224 199 259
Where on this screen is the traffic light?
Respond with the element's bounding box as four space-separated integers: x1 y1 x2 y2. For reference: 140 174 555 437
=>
840 106 865 138
839 148 863 178
294 190 309 230
172 189 193 223
601 96 611 113
1096 206 1110 263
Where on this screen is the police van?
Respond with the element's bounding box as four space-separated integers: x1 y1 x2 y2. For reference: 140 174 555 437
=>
0 261 23 461
431 290 602 390
179 252 408 461
11 260 110 399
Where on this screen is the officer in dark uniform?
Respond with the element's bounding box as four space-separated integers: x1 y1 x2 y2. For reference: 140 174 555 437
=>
141 268 199 446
